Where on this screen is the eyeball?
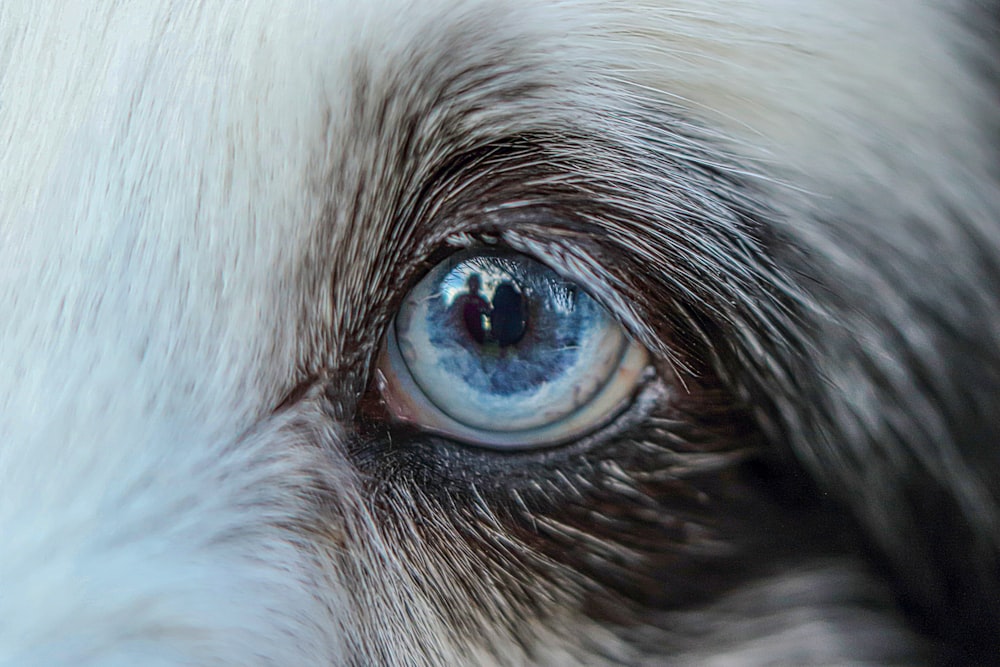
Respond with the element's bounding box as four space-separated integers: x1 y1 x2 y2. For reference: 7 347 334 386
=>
375 249 648 449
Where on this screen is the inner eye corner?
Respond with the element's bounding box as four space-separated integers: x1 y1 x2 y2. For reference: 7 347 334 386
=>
368 247 652 452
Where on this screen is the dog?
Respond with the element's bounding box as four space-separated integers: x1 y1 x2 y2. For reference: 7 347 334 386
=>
1 1 998 664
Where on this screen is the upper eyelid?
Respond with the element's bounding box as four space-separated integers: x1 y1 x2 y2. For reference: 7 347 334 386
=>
395 123 772 358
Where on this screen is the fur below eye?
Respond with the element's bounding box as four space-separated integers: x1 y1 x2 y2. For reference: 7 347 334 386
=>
375 249 648 449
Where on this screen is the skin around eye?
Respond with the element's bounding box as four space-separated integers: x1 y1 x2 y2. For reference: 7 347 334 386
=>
375 249 649 450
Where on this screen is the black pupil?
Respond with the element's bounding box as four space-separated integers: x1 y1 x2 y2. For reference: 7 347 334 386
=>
458 274 528 347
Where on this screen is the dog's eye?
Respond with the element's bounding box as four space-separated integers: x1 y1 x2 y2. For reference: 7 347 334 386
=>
375 249 648 449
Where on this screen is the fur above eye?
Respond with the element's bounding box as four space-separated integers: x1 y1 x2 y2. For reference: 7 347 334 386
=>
375 249 648 449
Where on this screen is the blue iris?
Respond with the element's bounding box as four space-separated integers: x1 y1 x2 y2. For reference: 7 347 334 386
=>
395 250 628 432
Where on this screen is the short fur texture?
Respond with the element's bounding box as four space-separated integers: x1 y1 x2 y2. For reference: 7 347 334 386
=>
1 1 998 664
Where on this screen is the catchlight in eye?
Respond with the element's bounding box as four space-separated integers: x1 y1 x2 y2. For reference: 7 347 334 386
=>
375 249 648 449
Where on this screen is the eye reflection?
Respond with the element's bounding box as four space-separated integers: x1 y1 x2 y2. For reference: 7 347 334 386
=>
377 249 649 449
453 273 528 347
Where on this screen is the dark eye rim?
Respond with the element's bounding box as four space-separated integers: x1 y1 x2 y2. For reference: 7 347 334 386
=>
365 245 657 451
354 366 669 487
